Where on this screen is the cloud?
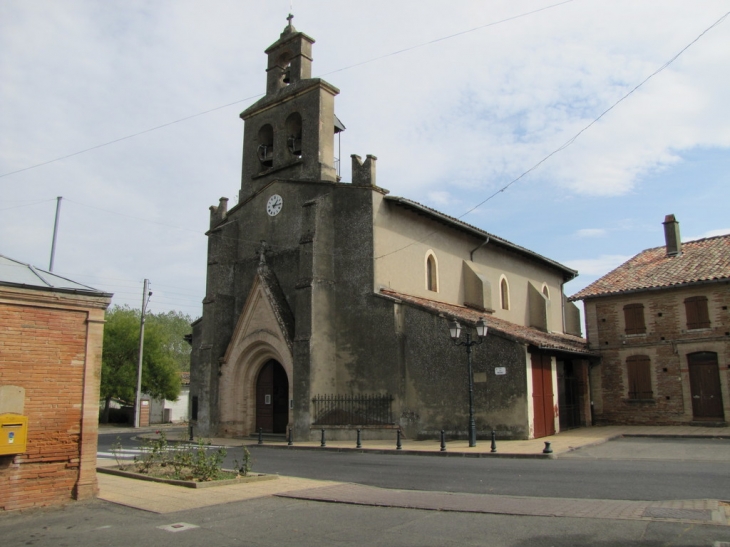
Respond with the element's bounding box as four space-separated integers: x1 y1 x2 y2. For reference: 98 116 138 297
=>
564 255 634 276
1 0 729 313
575 228 607 238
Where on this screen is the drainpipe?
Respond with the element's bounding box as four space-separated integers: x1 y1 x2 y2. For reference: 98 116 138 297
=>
469 237 490 261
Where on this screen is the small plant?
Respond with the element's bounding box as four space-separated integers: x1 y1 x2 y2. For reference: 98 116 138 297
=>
110 436 124 469
134 431 170 473
189 439 227 481
233 446 253 476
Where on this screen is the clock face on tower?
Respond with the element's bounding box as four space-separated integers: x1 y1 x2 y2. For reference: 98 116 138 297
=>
266 194 283 216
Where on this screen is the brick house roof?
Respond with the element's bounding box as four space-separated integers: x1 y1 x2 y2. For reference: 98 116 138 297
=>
379 289 593 356
569 234 730 301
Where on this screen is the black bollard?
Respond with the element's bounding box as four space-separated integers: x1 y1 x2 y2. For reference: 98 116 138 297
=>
440 430 446 452
490 430 497 453
258 427 263 445
396 429 402 450
543 441 553 454
356 428 362 449
189 425 194 442
287 427 293 446
320 428 326 447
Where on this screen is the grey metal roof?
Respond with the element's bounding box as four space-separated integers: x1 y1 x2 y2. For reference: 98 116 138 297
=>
0 255 112 296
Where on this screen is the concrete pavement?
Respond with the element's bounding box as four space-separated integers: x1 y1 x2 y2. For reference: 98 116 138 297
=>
95 424 730 526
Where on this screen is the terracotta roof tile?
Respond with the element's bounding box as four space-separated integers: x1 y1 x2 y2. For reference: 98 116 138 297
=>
569 235 730 301
380 289 593 356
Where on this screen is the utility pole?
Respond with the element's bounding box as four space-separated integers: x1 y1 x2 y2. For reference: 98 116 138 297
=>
134 279 152 428
49 196 62 272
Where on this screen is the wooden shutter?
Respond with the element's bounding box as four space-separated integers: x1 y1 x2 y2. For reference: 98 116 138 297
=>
623 303 646 335
626 355 652 399
685 296 710 329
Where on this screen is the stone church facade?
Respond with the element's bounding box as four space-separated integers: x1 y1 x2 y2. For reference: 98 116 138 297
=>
190 20 594 442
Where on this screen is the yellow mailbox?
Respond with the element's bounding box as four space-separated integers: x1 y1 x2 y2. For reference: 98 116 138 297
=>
0 414 28 455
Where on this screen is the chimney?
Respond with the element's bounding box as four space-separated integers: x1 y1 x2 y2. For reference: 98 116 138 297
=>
663 214 681 257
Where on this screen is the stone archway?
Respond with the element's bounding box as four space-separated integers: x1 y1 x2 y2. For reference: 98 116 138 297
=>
218 332 293 437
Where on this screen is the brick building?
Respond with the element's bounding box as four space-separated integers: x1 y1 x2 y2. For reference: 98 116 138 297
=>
0 256 111 510
570 216 729 425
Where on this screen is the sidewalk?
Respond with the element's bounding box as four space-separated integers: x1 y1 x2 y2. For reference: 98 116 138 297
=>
97 425 729 524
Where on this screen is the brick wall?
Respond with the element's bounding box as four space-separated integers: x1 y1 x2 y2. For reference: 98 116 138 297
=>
585 283 730 425
0 288 109 511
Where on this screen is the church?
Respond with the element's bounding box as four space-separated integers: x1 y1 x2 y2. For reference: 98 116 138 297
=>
189 18 594 442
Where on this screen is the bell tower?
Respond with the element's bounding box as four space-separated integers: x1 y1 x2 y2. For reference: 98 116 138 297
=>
239 16 341 202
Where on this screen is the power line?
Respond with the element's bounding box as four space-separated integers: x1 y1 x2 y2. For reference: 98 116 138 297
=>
0 0 575 180
373 8 730 260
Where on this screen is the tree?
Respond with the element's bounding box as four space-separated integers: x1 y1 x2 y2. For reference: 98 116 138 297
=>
101 305 182 421
147 310 194 372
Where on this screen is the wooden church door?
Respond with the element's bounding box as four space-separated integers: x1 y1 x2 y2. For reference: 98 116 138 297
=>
256 360 289 433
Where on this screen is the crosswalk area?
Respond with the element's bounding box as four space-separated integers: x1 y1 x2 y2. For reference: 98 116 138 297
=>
97 444 226 461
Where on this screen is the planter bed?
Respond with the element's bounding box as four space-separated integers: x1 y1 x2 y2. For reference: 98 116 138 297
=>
97 466 277 488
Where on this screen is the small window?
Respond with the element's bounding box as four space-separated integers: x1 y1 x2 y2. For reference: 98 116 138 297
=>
542 284 550 299
500 277 510 310
623 303 646 335
426 252 438 292
191 396 199 421
626 355 652 400
685 296 710 329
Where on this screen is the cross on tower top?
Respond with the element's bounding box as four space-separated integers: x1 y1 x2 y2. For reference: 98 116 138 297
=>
286 13 294 27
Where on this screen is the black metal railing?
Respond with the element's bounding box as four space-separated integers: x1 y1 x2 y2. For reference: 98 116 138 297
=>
312 394 394 426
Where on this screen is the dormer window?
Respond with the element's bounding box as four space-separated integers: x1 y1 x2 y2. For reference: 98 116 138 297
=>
257 124 274 169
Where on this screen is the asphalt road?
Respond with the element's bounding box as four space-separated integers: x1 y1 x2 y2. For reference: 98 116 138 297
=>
4 494 728 547
241 441 730 502
98 433 730 502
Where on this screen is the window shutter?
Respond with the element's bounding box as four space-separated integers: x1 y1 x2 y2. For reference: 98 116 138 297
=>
626 355 652 399
685 296 710 329
624 304 646 335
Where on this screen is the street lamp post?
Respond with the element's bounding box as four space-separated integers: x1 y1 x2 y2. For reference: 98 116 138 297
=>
448 317 488 447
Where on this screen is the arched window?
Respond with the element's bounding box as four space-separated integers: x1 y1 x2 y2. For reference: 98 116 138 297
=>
286 112 302 157
626 355 652 400
425 252 438 292
542 284 550 299
257 124 274 169
500 276 510 310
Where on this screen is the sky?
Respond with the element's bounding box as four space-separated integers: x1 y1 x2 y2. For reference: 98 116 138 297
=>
1 0 729 325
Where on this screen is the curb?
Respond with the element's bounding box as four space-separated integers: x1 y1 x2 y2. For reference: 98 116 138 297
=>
249 443 556 459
